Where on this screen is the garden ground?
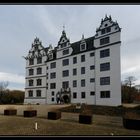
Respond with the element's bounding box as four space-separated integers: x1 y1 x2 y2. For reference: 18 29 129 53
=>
0 104 139 135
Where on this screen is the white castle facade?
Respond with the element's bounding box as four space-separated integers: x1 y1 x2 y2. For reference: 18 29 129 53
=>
24 15 122 106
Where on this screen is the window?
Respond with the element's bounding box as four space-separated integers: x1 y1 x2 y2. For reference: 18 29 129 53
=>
81 92 85 98
81 79 85 87
90 65 95 70
62 70 69 77
29 69 34 76
90 78 95 83
52 91 55 96
73 57 77 64
100 77 110 85
81 55 85 62
50 72 56 79
52 97 54 102
37 57 42 64
49 54 53 60
37 79 42 86
100 37 110 45
46 66 48 70
101 29 105 34
73 92 77 99
101 27 111 34
61 42 67 48
62 81 69 89
47 73 48 79
50 83 56 89
73 68 77 76
100 91 110 98
100 62 110 71
37 67 42 75
36 90 41 97
81 67 85 74
28 90 33 97
90 52 94 57
29 80 33 86
73 80 77 87
50 62 56 69
100 49 110 58
80 43 86 51
29 58 34 65
62 59 69 66
63 49 69 55
107 27 111 33
90 91 95 96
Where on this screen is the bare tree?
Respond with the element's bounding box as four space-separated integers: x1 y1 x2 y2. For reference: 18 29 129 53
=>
124 76 136 88
0 81 9 94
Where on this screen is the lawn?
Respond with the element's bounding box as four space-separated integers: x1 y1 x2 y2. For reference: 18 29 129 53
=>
0 104 139 135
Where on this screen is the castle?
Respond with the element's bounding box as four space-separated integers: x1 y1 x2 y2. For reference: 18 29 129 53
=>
24 15 122 106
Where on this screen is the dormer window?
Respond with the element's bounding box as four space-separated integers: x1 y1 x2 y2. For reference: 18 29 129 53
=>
80 43 86 51
63 49 69 55
49 53 53 60
105 24 108 27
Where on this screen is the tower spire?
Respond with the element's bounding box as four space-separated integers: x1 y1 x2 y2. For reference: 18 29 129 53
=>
62 24 66 35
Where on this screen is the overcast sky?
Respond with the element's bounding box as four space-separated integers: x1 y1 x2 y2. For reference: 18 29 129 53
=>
0 5 140 90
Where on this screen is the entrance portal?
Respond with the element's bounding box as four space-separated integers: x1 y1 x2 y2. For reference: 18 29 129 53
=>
62 95 70 103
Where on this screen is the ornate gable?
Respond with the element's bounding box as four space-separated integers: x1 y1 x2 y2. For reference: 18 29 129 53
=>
57 30 70 49
25 37 46 59
95 15 121 37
